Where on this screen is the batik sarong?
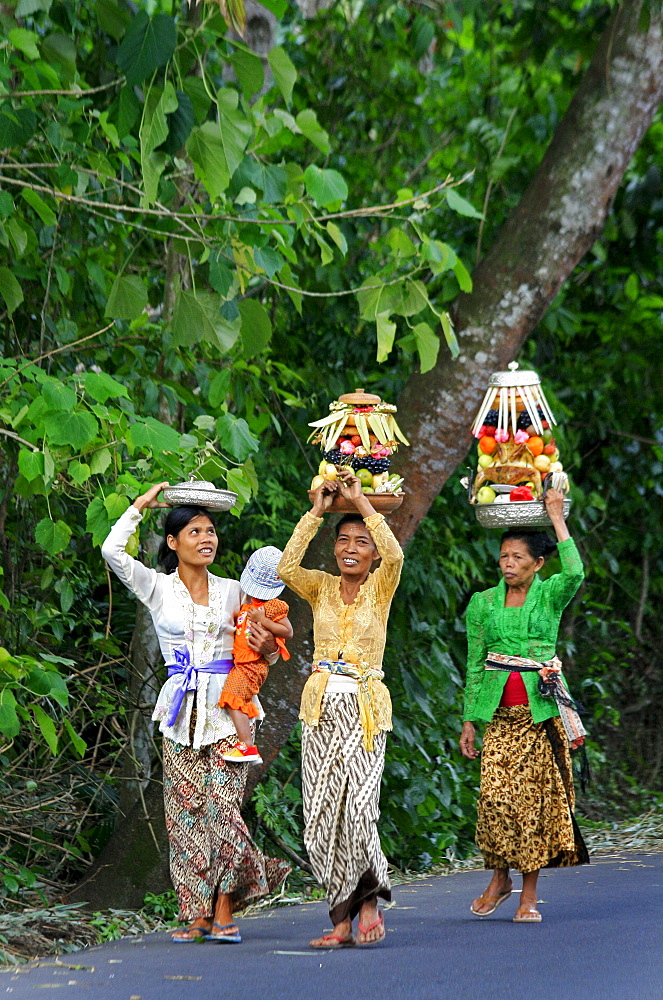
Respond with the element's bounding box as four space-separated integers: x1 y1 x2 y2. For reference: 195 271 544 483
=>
476 704 589 873
301 692 391 924
162 734 290 920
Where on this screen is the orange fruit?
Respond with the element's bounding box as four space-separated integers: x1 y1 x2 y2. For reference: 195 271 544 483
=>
526 435 544 456
479 435 497 455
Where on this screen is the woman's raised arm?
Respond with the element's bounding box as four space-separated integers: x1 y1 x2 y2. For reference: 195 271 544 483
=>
100 482 169 608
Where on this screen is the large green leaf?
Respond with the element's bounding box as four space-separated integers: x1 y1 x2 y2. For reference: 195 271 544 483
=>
0 267 23 315
268 46 296 105
130 417 181 453
172 289 240 354
86 497 111 546
445 188 484 220
46 410 99 449
63 719 86 758
0 689 19 739
216 413 260 462
9 28 40 60
116 12 176 87
187 123 231 200
295 109 330 154
103 493 130 519
357 276 400 320
31 704 58 754
35 517 72 556
16 0 53 15
83 372 129 403
453 256 473 293
238 299 272 357
21 188 57 226
18 449 44 482
41 379 76 411
376 313 397 362
217 89 253 179
105 274 148 319
303 164 348 208
140 82 178 206
411 321 440 374
230 46 264 100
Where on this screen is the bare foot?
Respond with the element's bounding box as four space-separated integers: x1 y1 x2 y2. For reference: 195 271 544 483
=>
357 899 385 945
172 918 212 942
310 918 354 948
470 870 513 916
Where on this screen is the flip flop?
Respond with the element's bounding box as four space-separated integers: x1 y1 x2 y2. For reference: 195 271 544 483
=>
172 925 210 943
470 887 512 916
209 922 242 943
356 911 385 947
513 906 542 923
310 933 355 949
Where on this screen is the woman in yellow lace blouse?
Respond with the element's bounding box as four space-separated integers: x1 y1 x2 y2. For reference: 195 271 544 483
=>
278 468 403 949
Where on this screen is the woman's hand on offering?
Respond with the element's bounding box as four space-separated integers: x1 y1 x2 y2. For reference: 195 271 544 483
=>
310 479 337 516
459 721 479 759
246 620 278 656
336 467 363 502
133 482 171 513
544 488 571 542
337 467 376 515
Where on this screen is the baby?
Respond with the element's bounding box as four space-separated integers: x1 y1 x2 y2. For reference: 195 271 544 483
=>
219 546 292 764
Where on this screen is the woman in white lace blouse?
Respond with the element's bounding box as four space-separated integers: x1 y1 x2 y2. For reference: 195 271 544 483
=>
101 482 289 944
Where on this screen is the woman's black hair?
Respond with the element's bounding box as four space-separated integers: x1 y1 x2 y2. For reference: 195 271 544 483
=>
157 505 216 574
334 513 368 538
500 528 558 561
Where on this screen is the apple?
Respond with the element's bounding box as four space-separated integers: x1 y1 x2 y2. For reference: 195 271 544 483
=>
356 468 373 487
477 486 497 504
361 486 374 493
478 454 494 469
542 429 554 444
323 464 337 481
372 473 388 491
533 454 551 472
549 461 563 473
310 474 325 490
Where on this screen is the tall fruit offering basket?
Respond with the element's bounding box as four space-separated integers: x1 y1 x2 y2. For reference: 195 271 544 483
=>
466 362 572 529
307 388 408 513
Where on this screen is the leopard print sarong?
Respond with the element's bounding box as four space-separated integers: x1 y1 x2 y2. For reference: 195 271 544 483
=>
476 704 589 873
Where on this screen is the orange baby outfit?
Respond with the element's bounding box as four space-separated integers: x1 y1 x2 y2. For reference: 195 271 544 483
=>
218 597 290 718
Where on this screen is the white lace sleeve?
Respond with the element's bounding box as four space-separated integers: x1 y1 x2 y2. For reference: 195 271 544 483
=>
100 505 161 610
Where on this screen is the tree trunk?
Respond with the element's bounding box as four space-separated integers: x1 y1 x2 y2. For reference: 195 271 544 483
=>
247 0 663 795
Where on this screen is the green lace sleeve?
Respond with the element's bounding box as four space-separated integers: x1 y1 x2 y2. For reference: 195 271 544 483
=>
463 592 489 722
545 537 584 612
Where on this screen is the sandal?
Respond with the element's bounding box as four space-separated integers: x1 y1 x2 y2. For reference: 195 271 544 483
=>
470 885 512 917
356 911 385 947
172 924 210 943
513 906 542 923
310 932 355 949
209 922 242 943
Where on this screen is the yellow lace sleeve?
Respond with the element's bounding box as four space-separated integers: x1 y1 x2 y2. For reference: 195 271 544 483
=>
364 513 403 603
277 511 327 606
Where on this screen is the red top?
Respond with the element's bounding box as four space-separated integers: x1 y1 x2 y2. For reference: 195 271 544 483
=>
499 671 529 707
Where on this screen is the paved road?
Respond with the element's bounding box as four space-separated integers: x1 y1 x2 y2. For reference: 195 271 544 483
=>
3 852 662 1000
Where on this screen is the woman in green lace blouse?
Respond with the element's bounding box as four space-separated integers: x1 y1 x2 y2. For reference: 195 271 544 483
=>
459 490 588 923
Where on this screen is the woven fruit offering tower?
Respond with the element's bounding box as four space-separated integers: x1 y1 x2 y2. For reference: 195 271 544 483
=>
307 388 408 513
466 362 571 528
